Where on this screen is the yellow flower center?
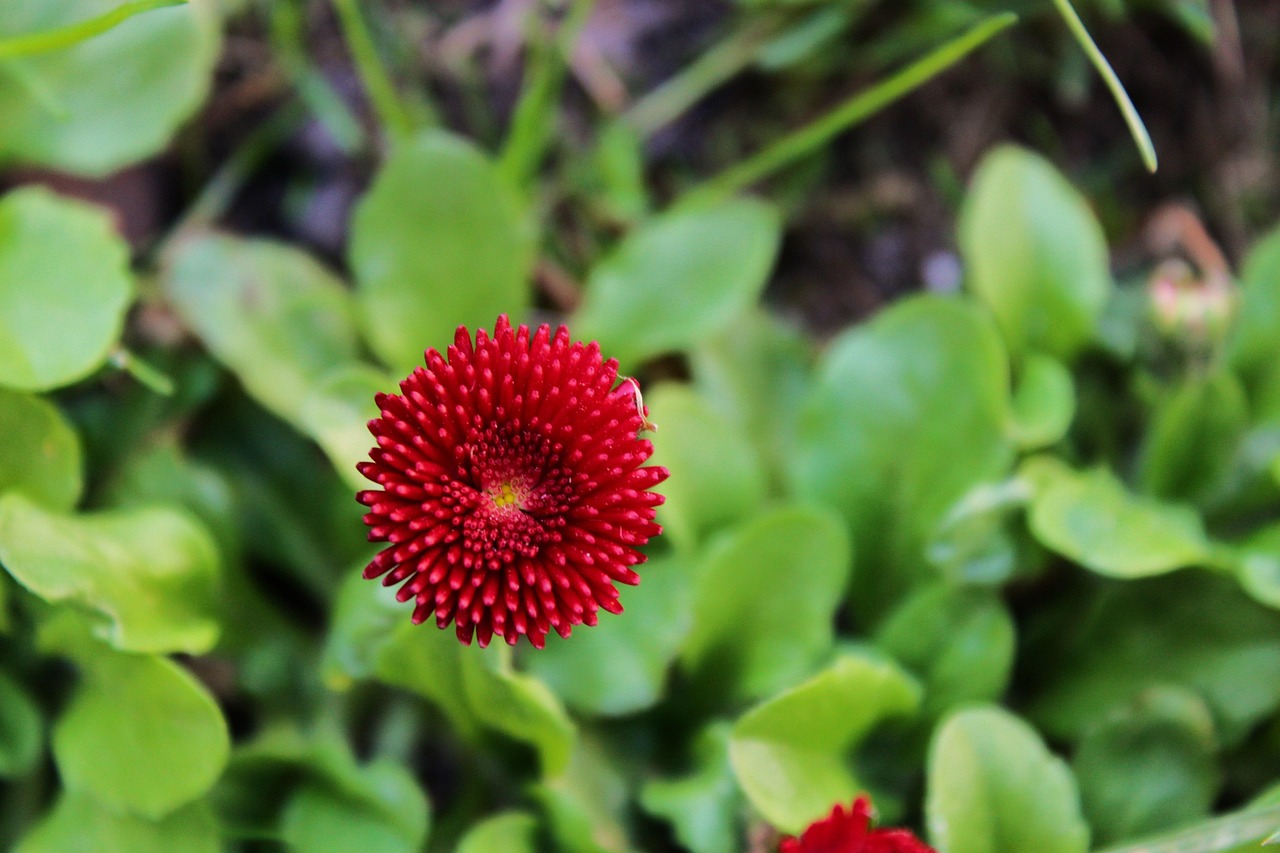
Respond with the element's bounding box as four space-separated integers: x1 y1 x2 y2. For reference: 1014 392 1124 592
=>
492 482 520 509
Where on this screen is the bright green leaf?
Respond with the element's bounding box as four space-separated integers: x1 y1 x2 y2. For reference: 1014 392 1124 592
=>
925 478 1028 586
0 187 132 390
0 493 220 654
462 647 576 778
641 723 742 853
280 761 430 853
789 295 1014 623
0 1 220 176
729 654 920 832
456 813 540 853
644 383 767 551
960 145 1111 360
573 199 781 367
1007 353 1075 449
0 386 81 509
926 705 1090 853
1138 372 1248 505
1233 523 1280 610
1073 686 1219 845
350 130 531 373
0 668 41 776
163 233 362 425
681 505 852 701
15 792 219 853
1230 224 1280 422
52 648 230 819
299 364 393 491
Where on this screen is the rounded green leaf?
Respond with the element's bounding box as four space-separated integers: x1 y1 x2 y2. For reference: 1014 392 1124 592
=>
644 383 767 551
729 654 920 832
1235 523 1280 610
280 762 430 853
789 295 1014 623
680 505 853 701
926 705 1090 853
52 650 230 819
1137 372 1248 505
1007 353 1075 449
0 494 220 654
350 130 531 373
0 669 42 777
163 233 362 425
462 648 577 778
1024 459 1213 578
0 1 220 175
299 365 392 491
0 387 82 510
456 813 539 853
15 793 219 853
0 187 132 390
573 199 782 366
960 145 1112 360
1073 686 1219 845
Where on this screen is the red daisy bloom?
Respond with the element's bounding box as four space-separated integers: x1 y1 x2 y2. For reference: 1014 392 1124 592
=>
357 315 668 649
780 797 936 853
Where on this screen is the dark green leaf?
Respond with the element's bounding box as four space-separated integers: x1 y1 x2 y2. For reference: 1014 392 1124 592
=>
0 387 82 510
641 724 742 853
1138 372 1248 505
0 668 41 776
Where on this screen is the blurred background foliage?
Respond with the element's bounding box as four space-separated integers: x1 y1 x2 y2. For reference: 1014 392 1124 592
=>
1 0 1280 851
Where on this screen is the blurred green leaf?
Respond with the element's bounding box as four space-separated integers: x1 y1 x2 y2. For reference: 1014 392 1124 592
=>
729 654 920 832
573 199 782 367
876 584 1015 718
281 761 430 853
925 478 1028 585
644 383 767 551
1007 353 1075 449
1138 372 1248 505
641 723 741 853
0 0 219 175
1230 224 1280 422
52 647 229 819
1024 458 1213 578
299 364 391 491
1073 686 1219 845
1233 523 1280 610
456 812 540 853
524 552 692 716
0 668 41 777
462 646 576 778
960 145 1112 360
15 793 219 853
0 493 219 654
0 386 82 510
1028 573 1280 745
790 295 1014 623
0 187 132 390
926 705 1090 853
533 736 632 853
163 233 362 426
681 505 852 701
350 130 531 373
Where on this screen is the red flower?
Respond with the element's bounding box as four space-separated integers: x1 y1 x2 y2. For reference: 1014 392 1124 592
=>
780 797 936 853
357 316 668 648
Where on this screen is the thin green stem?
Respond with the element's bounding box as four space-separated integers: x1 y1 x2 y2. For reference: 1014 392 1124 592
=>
623 18 777 140
1093 803 1280 853
332 0 414 145
0 0 186 60
1051 0 1158 173
267 0 364 154
683 12 1018 205
109 348 175 396
497 0 599 188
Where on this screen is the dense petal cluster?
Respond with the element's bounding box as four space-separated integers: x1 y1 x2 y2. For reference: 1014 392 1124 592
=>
781 798 936 853
357 315 668 648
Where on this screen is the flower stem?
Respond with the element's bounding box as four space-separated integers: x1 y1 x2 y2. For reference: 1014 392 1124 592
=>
332 0 414 145
0 0 186 60
682 12 1018 205
109 347 175 396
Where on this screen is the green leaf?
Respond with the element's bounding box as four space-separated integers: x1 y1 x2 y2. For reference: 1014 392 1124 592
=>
641 723 742 853
0 1 220 175
15 793 220 853
456 813 540 853
0 187 132 390
52 648 230 819
533 737 632 853
0 668 42 776
1073 687 1219 846
322 567 403 689
280 761 430 853
729 654 920 832
372 619 479 740
573 199 782 367
1007 353 1075 449
0 386 82 509
462 647 577 778
875 584 1015 718
0 493 220 654
299 364 393 491
523 552 692 716
1233 523 1280 610
644 383 767 552
1138 372 1248 505
350 130 531 373
1027 573 1280 745
926 705 1090 853
1230 224 1280 422
681 505 853 701
789 295 1014 623
1023 458 1213 578
925 478 1028 585
163 233 362 426
960 145 1111 360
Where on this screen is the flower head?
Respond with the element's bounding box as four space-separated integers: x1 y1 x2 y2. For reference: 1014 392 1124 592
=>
780 797 936 853
357 315 668 649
